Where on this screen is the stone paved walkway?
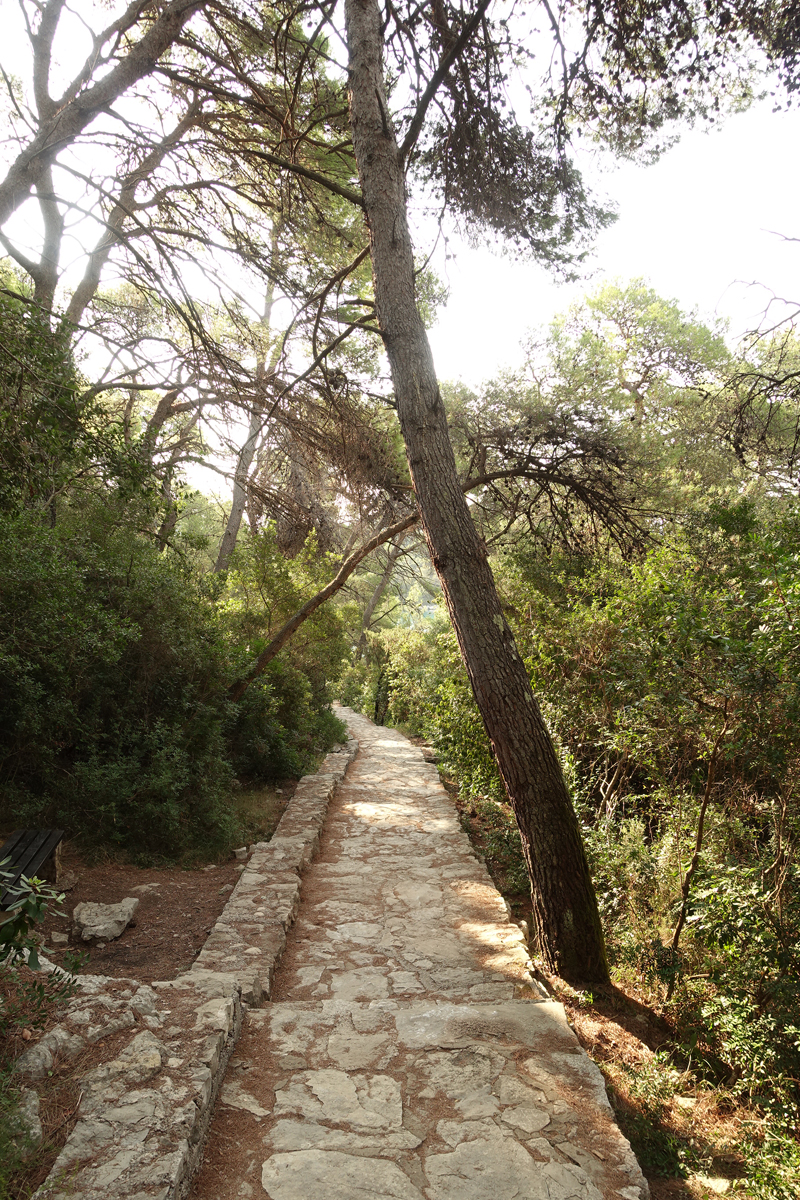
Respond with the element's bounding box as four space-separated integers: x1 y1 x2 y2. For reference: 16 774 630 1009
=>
190 708 649 1200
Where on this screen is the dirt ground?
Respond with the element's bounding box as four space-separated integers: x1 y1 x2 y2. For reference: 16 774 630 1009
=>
27 782 294 983
36 845 242 982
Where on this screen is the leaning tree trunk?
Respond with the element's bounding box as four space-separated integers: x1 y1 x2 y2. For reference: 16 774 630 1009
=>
344 0 608 983
216 222 283 573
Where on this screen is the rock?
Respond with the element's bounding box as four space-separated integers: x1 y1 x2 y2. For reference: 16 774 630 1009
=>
130 985 158 1018
274 1069 403 1130
50 930 69 945
425 1139 603 1200
72 898 139 942
17 1087 42 1145
262 1149 424 1199
220 1079 270 1117
326 1028 391 1070
234 846 248 861
16 1026 85 1079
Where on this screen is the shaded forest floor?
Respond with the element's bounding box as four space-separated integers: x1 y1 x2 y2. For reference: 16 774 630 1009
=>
33 780 294 984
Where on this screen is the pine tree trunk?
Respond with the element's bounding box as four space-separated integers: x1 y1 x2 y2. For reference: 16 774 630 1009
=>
216 226 282 573
344 0 609 983
357 541 403 658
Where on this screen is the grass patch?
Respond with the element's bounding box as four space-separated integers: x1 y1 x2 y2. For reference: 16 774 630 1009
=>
228 781 293 847
0 1065 35 1200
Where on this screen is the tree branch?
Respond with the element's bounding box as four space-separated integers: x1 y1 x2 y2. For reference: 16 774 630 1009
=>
245 146 364 208
399 0 494 162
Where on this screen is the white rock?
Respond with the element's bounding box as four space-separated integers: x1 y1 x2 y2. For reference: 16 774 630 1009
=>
72 897 139 942
276 1069 403 1131
498 1077 548 1106
262 1149 424 1199
500 1105 551 1134
424 1137 552 1200
326 1027 391 1069
17 1087 42 1145
267 1119 422 1153
220 1079 270 1117
329 967 390 1001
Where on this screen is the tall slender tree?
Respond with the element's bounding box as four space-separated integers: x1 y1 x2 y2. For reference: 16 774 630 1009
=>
343 0 609 982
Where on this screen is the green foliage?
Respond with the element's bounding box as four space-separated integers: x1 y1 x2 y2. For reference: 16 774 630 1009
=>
506 504 800 1125
228 661 346 781
615 1107 691 1178
0 867 64 971
0 286 148 520
0 287 83 514
0 1064 36 1200
0 509 235 858
0 316 348 862
740 1127 800 1199
0 510 346 860
462 796 528 894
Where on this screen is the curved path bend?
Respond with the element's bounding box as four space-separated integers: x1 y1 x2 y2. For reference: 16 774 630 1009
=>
191 707 649 1200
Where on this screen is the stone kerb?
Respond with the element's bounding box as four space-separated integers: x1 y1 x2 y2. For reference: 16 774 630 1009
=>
26 737 358 1200
188 740 358 1005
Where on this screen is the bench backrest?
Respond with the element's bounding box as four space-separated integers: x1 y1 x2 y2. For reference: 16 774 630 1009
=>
0 828 65 909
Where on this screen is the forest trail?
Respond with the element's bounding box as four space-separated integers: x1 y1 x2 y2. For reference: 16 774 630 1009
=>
190 707 649 1200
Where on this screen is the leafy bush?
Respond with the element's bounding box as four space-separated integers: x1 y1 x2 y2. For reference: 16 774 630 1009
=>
0 511 237 858
0 866 79 1042
0 866 64 972
0 511 346 860
228 660 346 781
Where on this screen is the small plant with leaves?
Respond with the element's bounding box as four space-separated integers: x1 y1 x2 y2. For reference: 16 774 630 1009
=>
0 862 64 971
0 863 78 1039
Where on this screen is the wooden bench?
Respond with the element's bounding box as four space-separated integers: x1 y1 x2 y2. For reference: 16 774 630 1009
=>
0 828 65 909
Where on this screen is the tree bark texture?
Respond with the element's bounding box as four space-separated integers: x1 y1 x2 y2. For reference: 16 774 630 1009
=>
344 0 609 983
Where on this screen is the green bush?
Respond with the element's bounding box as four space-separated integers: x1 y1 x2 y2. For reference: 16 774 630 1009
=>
0 508 350 860
228 660 346 782
0 511 238 857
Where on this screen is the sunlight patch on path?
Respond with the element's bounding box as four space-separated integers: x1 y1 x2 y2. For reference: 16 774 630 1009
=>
190 707 650 1200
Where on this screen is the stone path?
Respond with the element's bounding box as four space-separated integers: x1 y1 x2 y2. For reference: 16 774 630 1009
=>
190 708 649 1200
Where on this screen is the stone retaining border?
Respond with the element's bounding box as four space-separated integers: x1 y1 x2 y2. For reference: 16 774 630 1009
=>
22 737 358 1200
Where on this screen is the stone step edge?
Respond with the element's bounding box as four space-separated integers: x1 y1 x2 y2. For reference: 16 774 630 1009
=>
28 735 359 1200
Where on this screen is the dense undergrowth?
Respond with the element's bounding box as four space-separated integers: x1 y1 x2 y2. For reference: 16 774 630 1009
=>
0 289 346 862
340 500 800 1196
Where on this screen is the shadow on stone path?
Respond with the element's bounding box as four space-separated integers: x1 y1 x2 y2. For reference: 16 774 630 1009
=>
190 707 649 1200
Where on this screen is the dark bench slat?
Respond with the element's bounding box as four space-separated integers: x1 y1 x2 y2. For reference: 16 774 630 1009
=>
0 828 65 909
0 829 28 860
15 830 57 877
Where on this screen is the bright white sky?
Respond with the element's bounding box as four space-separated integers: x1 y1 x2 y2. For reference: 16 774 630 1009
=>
4 3 800 478
427 97 800 386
